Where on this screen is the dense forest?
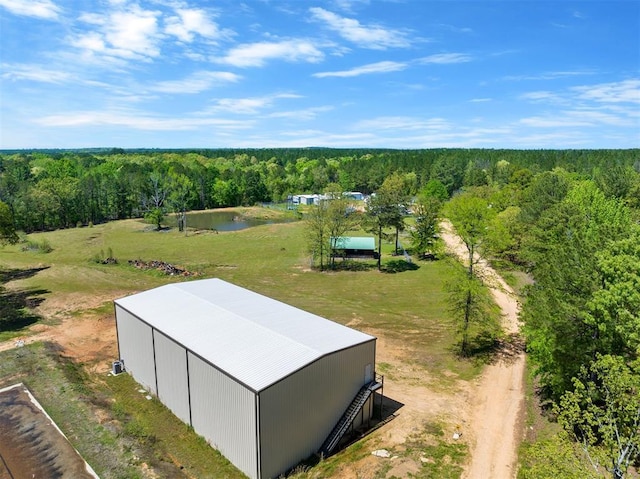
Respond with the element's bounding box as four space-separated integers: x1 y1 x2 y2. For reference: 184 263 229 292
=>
0 148 638 232
1 147 639 477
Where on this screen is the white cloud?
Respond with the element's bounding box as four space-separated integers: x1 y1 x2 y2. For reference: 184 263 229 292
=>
565 109 635 126
215 40 324 67
519 91 563 103
435 23 473 34
0 0 60 19
73 4 162 61
332 0 371 13
470 98 492 103
36 110 252 131
519 116 592 128
309 7 411 50
520 108 635 129
205 93 302 115
1 64 71 83
572 79 640 103
267 106 333 121
504 70 596 81
418 53 472 65
354 116 451 131
518 78 640 130
313 60 407 78
150 71 241 94
165 8 223 43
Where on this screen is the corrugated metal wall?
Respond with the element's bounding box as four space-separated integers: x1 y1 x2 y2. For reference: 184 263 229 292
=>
153 330 191 425
258 340 376 479
115 306 157 394
188 353 258 479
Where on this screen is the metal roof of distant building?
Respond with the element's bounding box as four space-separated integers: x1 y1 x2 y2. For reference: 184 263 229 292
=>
115 278 375 392
330 236 376 250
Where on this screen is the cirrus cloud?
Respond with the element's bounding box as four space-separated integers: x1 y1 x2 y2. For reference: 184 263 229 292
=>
214 40 324 67
418 53 472 65
309 7 412 50
150 71 241 94
313 60 407 78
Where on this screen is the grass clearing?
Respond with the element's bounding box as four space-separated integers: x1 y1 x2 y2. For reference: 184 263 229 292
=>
1 213 482 382
0 207 502 477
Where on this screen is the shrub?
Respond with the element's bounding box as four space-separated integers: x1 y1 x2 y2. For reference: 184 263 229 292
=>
21 239 53 253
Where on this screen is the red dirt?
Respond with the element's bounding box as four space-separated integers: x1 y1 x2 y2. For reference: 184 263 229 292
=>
440 220 526 479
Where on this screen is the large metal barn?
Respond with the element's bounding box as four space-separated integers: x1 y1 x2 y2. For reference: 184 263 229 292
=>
114 278 379 479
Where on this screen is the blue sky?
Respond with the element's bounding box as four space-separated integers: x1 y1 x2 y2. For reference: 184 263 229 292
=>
1 0 638 149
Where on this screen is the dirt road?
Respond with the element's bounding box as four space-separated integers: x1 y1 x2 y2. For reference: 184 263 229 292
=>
440 220 526 479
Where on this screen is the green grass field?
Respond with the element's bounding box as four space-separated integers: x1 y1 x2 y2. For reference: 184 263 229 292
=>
0 207 491 478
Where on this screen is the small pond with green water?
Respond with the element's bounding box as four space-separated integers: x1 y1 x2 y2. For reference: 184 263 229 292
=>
178 210 296 231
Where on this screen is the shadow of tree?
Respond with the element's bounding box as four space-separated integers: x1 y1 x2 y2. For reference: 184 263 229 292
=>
0 266 50 283
455 332 525 365
0 267 49 333
381 259 419 274
325 261 378 272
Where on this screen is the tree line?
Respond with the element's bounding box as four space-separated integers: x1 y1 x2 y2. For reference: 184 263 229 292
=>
0 148 638 233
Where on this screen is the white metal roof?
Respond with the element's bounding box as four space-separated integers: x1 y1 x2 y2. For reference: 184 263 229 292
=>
115 278 375 392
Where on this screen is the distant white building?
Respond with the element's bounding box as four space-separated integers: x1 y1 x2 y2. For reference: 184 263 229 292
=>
292 192 364 205
114 278 380 479
292 194 319 205
343 192 364 201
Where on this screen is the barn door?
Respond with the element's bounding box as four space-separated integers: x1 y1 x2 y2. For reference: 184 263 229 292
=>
364 363 373 383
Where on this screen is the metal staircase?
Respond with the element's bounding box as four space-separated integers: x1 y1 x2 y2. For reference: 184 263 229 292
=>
319 380 382 457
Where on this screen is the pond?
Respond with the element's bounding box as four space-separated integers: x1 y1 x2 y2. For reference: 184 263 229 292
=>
177 210 295 232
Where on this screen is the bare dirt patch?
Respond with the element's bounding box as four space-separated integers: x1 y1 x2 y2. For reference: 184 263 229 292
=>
0 291 120 372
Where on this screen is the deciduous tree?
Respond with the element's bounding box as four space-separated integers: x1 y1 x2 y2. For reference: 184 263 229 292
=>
411 195 441 258
444 192 493 278
522 181 632 398
0 201 18 245
557 355 640 479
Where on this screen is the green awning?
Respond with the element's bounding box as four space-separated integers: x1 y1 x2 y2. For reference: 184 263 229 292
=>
330 236 376 250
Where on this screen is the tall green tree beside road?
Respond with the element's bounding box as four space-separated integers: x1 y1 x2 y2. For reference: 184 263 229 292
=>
445 191 493 278
444 191 496 355
522 181 633 398
446 265 495 356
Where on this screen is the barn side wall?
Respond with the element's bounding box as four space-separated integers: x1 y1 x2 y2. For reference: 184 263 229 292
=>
258 340 376 479
153 330 191 425
115 305 157 394
188 353 258 479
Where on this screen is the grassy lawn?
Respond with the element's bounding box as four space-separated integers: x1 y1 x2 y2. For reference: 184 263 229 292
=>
0 207 493 477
